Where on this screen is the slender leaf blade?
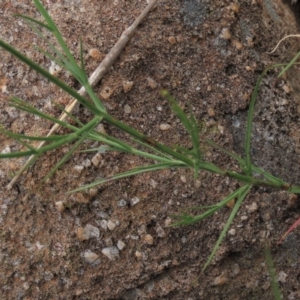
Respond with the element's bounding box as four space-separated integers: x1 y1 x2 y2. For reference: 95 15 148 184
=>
70 162 184 193
202 184 251 271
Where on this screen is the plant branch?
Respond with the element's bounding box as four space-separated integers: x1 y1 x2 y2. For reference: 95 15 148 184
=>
6 0 158 190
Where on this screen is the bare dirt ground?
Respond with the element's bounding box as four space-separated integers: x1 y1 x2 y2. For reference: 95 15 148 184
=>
1 0 300 299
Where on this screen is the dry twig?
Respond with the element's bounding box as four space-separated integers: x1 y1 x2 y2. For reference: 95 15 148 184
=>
6 0 158 190
268 34 300 54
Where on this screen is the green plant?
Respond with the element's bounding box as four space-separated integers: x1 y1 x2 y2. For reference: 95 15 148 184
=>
0 0 300 271
265 246 281 300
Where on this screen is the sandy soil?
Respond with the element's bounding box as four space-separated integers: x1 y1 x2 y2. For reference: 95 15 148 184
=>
1 0 300 299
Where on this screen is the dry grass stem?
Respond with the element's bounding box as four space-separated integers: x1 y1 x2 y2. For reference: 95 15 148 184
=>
268 34 300 54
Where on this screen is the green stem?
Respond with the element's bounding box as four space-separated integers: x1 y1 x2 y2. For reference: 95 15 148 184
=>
225 170 290 189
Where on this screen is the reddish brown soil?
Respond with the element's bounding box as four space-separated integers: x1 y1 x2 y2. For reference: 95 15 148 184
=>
1 0 300 299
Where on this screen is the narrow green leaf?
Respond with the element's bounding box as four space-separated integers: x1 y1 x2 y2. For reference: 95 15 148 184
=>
80 146 116 153
1 129 67 142
52 101 85 128
278 51 300 78
264 246 281 300
202 184 251 272
161 90 201 161
32 0 77 66
0 39 100 115
14 14 54 31
0 116 100 159
70 162 184 193
170 186 246 227
288 186 300 194
245 63 293 175
9 97 78 132
79 37 88 83
88 132 177 164
43 128 91 181
206 138 287 185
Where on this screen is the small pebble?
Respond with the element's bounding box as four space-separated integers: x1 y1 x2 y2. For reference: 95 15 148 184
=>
117 199 127 207
278 98 288 106
246 36 254 47
100 220 108 231
23 282 30 291
142 252 149 261
262 281 270 291
1 146 11 154
233 263 240 275
247 202 258 212
100 86 113 100
82 159 91 168
144 234 154 245
107 220 117 231
98 211 109 219
228 228 236 236
208 108 215 117
123 80 134 93
220 28 231 40
278 271 288 283
218 124 224 134
194 180 201 188
232 39 243 50
230 3 240 13
282 84 291 93
36 241 46 250
89 48 104 61
206 119 216 127
180 175 187 183
95 124 107 134
138 224 147 236
213 273 228 286
75 194 89 204
77 224 100 241
130 197 140 206
82 250 100 265
159 123 171 131
105 237 113 247
165 217 172 226
124 104 131 114
156 223 165 238
91 153 102 167
262 212 271 221
89 189 98 198
135 251 142 260
5 107 19 119
117 240 126 250
102 246 119 261
73 165 84 173
147 77 158 89
151 215 157 222
49 61 62 76
149 179 158 188
167 36 176 44
43 271 54 281
207 85 212 92
55 201 65 213
226 199 235 209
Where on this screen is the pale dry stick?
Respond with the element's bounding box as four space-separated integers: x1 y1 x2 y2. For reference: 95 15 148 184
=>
267 34 300 54
6 0 158 190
